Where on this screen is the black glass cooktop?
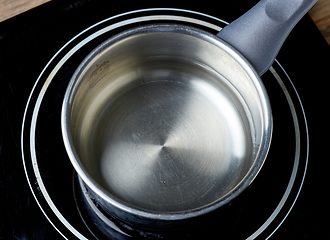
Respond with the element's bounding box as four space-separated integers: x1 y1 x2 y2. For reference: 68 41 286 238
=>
1 0 329 239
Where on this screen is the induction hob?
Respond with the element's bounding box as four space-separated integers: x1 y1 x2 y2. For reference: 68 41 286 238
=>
1 0 329 239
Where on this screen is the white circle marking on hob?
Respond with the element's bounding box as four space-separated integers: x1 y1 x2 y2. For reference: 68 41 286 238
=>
21 8 308 239
250 63 309 240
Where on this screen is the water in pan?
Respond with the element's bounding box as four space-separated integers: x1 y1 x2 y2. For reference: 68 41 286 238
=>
73 55 256 213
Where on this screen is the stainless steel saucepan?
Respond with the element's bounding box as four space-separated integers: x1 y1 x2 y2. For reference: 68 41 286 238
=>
61 0 316 228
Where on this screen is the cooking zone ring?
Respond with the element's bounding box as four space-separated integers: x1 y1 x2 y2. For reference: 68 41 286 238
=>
21 8 309 239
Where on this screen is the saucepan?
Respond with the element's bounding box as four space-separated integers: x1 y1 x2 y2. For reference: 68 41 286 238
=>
61 0 316 228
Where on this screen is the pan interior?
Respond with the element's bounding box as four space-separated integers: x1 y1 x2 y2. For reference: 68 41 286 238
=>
68 29 260 213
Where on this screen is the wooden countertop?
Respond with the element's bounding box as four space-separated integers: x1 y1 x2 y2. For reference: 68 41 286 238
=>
0 0 50 22
309 0 330 44
1 0 329 45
